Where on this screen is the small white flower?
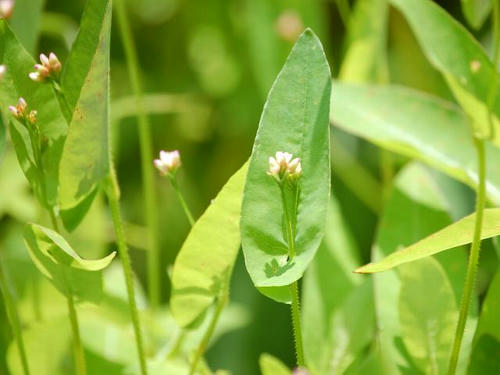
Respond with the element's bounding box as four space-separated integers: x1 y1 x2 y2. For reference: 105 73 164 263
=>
154 150 181 176
29 52 61 82
9 97 35 124
0 65 6 80
49 52 62 72
0 0 14 20
267 151 302 181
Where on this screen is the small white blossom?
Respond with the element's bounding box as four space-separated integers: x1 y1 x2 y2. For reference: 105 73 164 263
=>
0 65 6 80
0 0 14 19
154 150 181 176
9 97 36 124
29 52 61 82
267 151 302 181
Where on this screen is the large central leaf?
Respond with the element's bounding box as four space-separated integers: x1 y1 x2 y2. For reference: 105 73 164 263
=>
240 29 331 303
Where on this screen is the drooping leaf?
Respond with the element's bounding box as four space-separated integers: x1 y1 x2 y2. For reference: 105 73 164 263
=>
331 82 500 206
241 29 331 303
58 0 112 231
369 163 475 375
259 353 291 375
398 257 457 375
0 20 67 209
302 196 375 375
9 0 45 54
461 0 493 30
339 0 389 83
23 224 115 303
390 0 500 146
356 208 500 273
170 163 248 327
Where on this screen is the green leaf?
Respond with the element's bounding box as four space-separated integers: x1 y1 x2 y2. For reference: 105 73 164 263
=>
390 0 500 146
0 113 5 158
339 0 389 83
259 353 291 375
170 163 248 327
23 224 116 303
240 29 331 303
461 0 493 30
356 208 500 273
303 196 375 375
370 163 474 374
58 0 112 231
9 0 45 54
398 257 457 375
331 82 500 206
0 20 67 209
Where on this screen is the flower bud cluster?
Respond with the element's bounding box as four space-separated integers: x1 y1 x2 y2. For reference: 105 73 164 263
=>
267 151 302 183
29 53 62 83
154 150 181 176
9 97 37 125
0 65 6 80
0 0 14 19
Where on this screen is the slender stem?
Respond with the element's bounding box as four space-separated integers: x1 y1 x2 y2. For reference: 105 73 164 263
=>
113 0 161 309
487 0 500 139
447 138 486 375
0 257 31 375
52 81 73 123
169 175 195 226
189 290 228 375
279 183 305 366
66 292 86 375
106 172 148 375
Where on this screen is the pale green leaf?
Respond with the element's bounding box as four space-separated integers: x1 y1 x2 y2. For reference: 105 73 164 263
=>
399 257 457 375
241 29 331 303
9 0 45 54
461 0 493 30
58 0 112 231
259 353 291 375
171 163 247 327
390 0 500 146
331 82 500 206
23 224 116 303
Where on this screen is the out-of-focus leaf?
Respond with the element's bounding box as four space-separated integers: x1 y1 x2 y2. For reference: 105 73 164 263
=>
398 257 457 375
370 163 475 375
59 0 112 231
356 208 500 273
303 196 374 375
0 21 67 209
7 318 70 375
461 0 493 30
170 163 248 327
259 353 291 375
0 115 5 159
467 270 500 373
23 224 115 303
39 12 79 49
241 29 331 303
331 82 500 205
9 0 45 54
339 0 388 83
390 0 500 146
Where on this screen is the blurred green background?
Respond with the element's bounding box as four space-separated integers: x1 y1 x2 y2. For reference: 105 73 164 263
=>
0 0 498 374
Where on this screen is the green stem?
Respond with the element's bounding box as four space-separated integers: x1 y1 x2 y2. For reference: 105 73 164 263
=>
447 137 486 375
106 172 148 375
66 292 86 375
169 175 195 226
279 183 305 367
487 0 500 139
189 290 228 375
0 257 30 375
53 80 73 123
113 0 161 309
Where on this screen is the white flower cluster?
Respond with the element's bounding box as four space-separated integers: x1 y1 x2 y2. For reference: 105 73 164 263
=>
0 0 14 19
154 150 181 176
29 53 62 83
9 97 37 124
267 151 302 181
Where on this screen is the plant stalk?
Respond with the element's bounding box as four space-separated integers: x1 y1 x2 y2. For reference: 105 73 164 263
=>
106 172 148 375
487 0 500 139
66 292 86 375
113 0 162 309
447 137 486 375
0 257 30 375
279 183 305 367
169 175 195 226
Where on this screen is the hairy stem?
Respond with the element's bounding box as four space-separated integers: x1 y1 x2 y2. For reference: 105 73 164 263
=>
66 292 86 375
114 0 161 309
106 172 148 375
169 175 195 226
0 257 30 375
279 183 305 366
447 138 486 375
